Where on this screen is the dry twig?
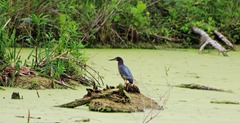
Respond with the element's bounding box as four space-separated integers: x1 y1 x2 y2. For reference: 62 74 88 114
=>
27 109 30 123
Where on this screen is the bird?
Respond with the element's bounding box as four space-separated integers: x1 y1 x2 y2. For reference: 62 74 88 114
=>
109 56 133 84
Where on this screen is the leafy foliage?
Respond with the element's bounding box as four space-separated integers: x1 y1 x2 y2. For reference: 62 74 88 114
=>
0 0 240 48
1 0 239 86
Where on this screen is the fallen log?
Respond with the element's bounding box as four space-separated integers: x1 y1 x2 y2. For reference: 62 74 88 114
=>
192 26 228 56
210 100 240 105
176 83 233 93
213 30 234 48
57 84 162 112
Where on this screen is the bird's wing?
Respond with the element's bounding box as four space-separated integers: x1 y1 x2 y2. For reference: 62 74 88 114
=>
119 65 133 80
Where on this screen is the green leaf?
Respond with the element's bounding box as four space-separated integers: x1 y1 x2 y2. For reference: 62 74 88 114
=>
20 17 32 23
131 7 138 15
59 14 67 25
137 1 146 11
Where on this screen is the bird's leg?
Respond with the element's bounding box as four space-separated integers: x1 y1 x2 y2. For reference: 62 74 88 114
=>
124 80 127 86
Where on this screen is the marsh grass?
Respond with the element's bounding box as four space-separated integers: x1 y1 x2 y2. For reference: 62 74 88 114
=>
0 4 92 87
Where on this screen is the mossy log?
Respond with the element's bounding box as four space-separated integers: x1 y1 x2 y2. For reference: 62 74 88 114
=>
176 83 233 93
57 84 162 112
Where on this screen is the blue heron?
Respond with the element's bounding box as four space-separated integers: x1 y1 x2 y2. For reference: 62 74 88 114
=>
109 57 133 84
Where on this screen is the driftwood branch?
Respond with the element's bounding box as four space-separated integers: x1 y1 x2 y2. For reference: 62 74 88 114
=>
192 26 228 56
213 30 234 48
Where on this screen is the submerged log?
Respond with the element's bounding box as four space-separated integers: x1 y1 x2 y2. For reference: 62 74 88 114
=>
192 26 228 56
176 83 233 93
57 84 162 112
210 100 240 105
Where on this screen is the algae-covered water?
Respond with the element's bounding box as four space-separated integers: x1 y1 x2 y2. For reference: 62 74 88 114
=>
1 49 240 123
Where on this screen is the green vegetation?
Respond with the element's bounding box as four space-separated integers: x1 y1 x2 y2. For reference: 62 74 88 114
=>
1 0 240 49
0 0 240 87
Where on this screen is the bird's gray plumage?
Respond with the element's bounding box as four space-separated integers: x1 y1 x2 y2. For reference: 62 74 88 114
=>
110 56 134 84
118 64 133 84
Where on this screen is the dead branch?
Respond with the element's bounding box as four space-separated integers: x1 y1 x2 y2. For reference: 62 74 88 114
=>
1 18 11 30
38 51 67 67
147 0 162 8
81 0 123 42
54 79 76 90
81 9 104 41
192 26 228 56
213 30 234 48
27 109 30 123
71 57 104 86
153 34 183 42
143 84 171 123
110 27 128 47
85 64 104 85
36 90 40 98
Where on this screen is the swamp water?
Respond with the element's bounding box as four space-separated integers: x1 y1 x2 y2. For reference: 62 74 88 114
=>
1 49 240 123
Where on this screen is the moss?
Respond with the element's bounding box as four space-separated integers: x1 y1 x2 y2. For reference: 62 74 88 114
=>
59 84 162 113
87 94 161 113
12 76 80 89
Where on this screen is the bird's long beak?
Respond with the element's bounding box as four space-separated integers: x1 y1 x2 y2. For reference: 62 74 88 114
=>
109 58 116 61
